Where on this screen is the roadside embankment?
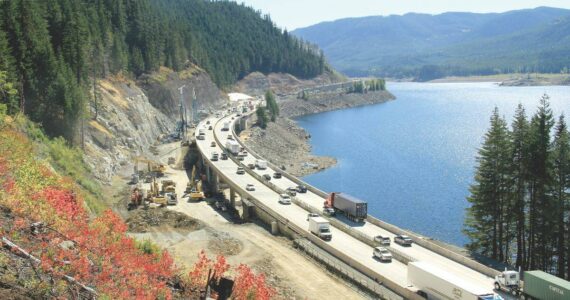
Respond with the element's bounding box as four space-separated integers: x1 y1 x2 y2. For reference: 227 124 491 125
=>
238 71 395 176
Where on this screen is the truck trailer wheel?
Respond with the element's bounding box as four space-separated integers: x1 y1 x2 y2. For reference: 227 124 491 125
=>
494 282 500 291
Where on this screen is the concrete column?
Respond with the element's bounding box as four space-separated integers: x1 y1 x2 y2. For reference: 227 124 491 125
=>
210 172 218 194
229 188 236 207
205 165 211 182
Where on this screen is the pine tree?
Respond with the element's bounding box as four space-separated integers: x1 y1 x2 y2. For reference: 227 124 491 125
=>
527 94 555 270
464 107 511 259
551 115 570 278
265 90 279 122
256 106 268 129
509 104 530 269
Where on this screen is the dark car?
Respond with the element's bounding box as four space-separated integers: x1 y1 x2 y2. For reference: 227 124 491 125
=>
394 234 413 246
262 174 271 181
247 163 255 169
273 172 282 179
286 187 297 196
296 185 308 193
220 153 228 160
208 126 213 130
210 141 216 147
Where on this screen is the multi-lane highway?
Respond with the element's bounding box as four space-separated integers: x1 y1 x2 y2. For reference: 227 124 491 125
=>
195 108 498 298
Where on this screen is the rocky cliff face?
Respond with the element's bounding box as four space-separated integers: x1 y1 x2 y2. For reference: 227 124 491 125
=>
84 67 227 183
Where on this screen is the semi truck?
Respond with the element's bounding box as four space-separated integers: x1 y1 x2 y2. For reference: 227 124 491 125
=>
225 139 240 155
494 269 570 300
308 217 332 241
408 261 501 300
323 192 367 222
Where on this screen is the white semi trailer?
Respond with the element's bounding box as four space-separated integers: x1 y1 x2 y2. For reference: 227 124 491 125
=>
225 139 240 155
408 261 502 300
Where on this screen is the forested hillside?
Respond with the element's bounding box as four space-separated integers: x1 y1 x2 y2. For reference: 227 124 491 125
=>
293 7 570 80
0 0 325 140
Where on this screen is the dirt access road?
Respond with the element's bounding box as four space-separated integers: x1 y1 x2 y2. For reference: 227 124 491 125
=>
123 141 364 299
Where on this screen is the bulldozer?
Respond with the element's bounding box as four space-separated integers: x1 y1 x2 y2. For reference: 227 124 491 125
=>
185 166 205 201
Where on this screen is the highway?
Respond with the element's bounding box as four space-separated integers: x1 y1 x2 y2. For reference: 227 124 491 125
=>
196 108 498 297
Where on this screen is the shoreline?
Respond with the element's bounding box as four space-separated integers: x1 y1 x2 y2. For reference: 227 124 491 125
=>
244 90 395 177
392 73 570 86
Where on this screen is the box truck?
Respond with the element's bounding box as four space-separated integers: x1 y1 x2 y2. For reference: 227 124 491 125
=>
221 121 231 131
408 261 501 300
308 217 332 241
323 192 367 222
255 159 267 170
225 139 240 155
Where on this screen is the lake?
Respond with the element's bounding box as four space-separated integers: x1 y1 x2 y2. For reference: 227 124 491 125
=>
297 82 570 246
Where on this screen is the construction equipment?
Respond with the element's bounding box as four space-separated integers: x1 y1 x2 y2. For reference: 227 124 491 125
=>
128 187 143 210
133 157 166 178
146 177 167 206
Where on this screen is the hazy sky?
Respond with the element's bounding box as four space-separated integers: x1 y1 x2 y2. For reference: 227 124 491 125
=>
237 0 570 30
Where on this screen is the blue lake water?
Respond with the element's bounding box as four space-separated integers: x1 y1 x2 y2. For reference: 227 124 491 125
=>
297 82 570 246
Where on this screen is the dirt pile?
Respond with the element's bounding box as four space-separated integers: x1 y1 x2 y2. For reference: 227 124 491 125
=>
207 231 243 256
126 208 203 233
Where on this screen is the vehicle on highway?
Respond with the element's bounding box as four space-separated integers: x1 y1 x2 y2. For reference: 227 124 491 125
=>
273 172 282 179
208 126 213 130
394 234 413 246
227 134 233 140
210 152 219 161
247 163 255 169
225 140 240 155
237 156 244 161
245 184 255 191
255 159 268 170
210 141 216 147
286 187 297 196
373 247 392 262
206 120 210 125
296 185 308 193
374 235 391 246
409 261 501 300
239 151 248 157
220 153 228 160
236 167 245 175
306 212 319 221
262 174 271 181
308 217 332 241
494 269 570 299
222 122 230 131
278 194 291 204
324 192 367 223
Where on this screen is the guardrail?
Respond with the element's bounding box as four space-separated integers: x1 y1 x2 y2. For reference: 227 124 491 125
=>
206 115 421 299
231 115 501 279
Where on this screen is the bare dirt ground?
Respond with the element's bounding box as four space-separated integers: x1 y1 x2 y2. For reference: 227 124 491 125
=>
108 142 364 299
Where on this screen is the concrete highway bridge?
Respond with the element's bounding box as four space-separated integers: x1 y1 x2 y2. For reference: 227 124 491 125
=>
195 104 503 299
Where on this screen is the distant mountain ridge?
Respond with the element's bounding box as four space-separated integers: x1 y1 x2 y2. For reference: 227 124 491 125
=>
292 7 570 80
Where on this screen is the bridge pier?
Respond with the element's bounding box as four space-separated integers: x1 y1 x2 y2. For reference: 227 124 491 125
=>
230 188 237 207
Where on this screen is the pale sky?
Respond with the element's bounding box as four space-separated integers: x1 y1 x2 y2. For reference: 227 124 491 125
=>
237 0 570 30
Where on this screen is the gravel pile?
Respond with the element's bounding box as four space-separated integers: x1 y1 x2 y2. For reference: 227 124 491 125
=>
207 231 243 256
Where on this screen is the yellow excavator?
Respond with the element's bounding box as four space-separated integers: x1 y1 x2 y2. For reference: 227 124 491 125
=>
185 166 205 201
133 156 166 178
146 177 167 207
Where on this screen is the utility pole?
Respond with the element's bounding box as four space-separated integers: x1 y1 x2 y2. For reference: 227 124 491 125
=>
178 85 186 138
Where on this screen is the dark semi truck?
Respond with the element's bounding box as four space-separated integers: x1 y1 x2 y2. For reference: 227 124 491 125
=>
323 192 367 222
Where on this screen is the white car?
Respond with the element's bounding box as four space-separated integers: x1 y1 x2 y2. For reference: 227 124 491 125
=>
278 194 291 205
373 247 392 262
246 184 255 191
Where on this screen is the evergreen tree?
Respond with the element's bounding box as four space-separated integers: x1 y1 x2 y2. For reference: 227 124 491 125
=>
527 94 555 270
265 90 279 122
509 104 530 269
256 106 268 129
551 115 570 277
465 108 511 260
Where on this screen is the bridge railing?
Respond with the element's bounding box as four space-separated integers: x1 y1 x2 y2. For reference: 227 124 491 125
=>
230 111 501 279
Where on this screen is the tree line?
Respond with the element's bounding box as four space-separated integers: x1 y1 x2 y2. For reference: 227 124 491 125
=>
465 95 570 279
348 79 386 94
0 0 325 141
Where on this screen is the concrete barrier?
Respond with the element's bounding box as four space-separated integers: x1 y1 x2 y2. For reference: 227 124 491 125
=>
230 115 501 279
